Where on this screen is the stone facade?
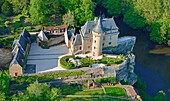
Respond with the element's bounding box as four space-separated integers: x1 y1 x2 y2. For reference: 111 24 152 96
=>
64 17 120 56
9 64 23 76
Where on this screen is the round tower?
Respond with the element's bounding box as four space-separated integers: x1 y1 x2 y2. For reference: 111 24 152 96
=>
92 17 105 56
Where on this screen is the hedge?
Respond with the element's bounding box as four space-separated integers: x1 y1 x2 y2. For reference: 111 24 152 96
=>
12 71 85 83
59 55 75 69
96 77 116 83
0 35 18 48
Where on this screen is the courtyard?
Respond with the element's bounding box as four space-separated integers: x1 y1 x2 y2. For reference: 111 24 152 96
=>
26 42 69 73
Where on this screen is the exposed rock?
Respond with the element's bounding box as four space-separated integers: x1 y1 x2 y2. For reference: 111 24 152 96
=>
102 36 136 55
0 48 12 67
116 53 137 85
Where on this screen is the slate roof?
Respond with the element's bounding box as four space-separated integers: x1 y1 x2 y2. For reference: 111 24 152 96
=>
18 35 28 51
10 48 25 67
12 39 19 50
67 29 75 40
38 30 48 41
21 28 31 43
73 34 82 46
80 17 118 36
93 17 104 34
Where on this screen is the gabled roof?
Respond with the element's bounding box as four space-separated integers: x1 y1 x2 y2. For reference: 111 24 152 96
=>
80 17 118 36
18 35 28 51
10 48 25 68
21 28 31 43
38 30 48 41
67 29 75 40
93 17 104 34
81 21 95 36
12 39 19 50
73 34 82 46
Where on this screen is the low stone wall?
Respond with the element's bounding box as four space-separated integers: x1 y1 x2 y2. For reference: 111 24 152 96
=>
102 36 136 55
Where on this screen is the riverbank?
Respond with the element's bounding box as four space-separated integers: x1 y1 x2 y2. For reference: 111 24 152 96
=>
115 16 170 99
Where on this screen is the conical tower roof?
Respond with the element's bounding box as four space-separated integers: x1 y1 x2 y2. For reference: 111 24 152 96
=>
93 17 104 34
38 30 48 41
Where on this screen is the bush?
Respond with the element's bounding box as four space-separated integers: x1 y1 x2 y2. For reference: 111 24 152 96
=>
59 55 75 69
0 35 18 48
12 71 85 83
1 1 13 16
96 77 116 83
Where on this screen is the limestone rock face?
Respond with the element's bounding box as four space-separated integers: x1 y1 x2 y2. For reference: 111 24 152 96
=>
0 48 12 67
116 53 137 85
102 36 136 55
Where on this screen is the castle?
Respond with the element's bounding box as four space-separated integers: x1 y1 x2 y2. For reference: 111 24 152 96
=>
64 17 120 56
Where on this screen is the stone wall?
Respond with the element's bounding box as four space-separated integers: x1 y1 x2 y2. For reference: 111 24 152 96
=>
102 36 136 55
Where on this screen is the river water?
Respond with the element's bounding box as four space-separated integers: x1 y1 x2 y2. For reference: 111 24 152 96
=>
115 17 170 98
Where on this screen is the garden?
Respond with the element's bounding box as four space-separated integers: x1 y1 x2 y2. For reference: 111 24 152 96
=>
59 55 124 69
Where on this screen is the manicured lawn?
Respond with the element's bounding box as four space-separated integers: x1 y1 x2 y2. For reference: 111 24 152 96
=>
60 55 124 69
60 97 129 101
105 87 126 96
74 89 104 95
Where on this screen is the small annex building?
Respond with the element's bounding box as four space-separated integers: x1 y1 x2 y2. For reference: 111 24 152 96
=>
9 28 31 76
45 24 68 35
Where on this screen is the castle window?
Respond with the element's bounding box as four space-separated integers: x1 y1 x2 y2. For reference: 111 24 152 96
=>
109 42 111 45
94 47 96 49
103 43 104 46
94 40 96 43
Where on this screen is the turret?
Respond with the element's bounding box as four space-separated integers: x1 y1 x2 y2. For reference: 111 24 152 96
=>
92 17 105 56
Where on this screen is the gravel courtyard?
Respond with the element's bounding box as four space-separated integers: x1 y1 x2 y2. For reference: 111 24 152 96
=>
27 43 69 73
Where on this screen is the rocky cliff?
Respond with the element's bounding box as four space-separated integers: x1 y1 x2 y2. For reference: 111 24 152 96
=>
102 36 136 55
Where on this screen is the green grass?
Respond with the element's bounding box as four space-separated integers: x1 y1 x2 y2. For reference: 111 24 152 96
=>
105 87 126 96
96 77 116 83
75 89 104 95
60 55 124 69
60 97 129 101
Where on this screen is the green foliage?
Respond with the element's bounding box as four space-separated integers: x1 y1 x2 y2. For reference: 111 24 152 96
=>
0 35 18 48
150 20 170 45
103 0 122 17
0 92 6 101
1 1 13 16
12 81 60 101
0 71 10 96
59 55 75 69
96 77 116 83
29 0 52 24
4 21 10 27
62 10 74 27
154 90 168 101
12 71 85 83
63 0 94 27
8 0 30 15
123 9 146 29
105 87 126 96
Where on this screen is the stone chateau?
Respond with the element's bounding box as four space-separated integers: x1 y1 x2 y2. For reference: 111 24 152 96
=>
64 17 132 56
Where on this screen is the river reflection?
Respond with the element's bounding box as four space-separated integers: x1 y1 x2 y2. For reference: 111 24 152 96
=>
115 17 170 98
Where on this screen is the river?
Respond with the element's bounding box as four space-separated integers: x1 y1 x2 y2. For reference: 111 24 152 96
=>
115 17 170 99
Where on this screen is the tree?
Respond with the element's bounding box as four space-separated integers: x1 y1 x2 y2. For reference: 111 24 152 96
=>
62 10 75 27
0 92 6 101
123 9 146 29
63 0 94 27
29 0 52 24
8 0 30 15
154 90 168 101
0 0 5 13
103 0 122 17
1 1 13 16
